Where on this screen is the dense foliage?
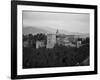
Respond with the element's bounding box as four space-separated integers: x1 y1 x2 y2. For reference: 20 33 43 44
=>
23 33 47 48
23 44 89 68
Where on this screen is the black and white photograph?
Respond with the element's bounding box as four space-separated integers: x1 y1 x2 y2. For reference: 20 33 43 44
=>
23 11 90 68
11 1 97 79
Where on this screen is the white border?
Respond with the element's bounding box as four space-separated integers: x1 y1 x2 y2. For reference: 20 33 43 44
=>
17 5 94 75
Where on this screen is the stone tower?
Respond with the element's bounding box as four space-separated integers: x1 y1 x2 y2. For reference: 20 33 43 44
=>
56 29 59 37
46 34 56 48
56 29 59 44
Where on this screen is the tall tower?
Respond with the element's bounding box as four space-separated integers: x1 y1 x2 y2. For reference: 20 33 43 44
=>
56 29 59 37
56 29 59 45
46 34 56 48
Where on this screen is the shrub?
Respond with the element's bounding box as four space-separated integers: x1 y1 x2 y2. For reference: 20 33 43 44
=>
23 44 89 68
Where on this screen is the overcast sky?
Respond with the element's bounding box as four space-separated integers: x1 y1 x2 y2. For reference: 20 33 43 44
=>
23 11 90 33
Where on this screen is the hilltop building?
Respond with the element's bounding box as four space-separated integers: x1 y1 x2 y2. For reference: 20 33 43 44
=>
46 34 56 48
23 29 83 49
46 29 77 48
76 41 82 48
23 39 33 48
23 40 29 47
36 40 45 48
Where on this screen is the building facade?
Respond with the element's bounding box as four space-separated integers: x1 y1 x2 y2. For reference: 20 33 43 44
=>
46 34 56 48
46 29 77 48
36 40 45 48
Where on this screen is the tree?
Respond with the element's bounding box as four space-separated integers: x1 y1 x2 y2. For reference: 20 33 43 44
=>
82 37 89 44
33 33 47 44
23 35 28 41
28 34 34 40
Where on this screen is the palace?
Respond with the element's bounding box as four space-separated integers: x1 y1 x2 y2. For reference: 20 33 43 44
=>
23 29 82 48
46 29 79 48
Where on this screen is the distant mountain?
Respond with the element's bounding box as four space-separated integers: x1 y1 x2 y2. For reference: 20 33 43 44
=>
23 26 50 35
23 26 89 38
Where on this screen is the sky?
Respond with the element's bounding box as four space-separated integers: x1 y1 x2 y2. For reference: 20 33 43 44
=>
23 11 90 34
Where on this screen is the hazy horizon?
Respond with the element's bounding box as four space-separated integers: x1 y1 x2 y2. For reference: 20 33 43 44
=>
23 11 90 34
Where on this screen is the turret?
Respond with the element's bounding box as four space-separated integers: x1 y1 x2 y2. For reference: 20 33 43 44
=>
56 29 59 37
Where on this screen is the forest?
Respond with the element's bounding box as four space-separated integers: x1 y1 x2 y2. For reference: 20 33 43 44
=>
23 33 89 68
23 42 89 68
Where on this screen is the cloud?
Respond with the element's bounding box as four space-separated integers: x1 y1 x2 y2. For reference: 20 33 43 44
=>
23 11 90 33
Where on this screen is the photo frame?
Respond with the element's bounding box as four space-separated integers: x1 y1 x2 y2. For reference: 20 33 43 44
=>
11 0 97 79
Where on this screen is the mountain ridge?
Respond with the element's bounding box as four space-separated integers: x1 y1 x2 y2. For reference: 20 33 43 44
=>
23 26 89 38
